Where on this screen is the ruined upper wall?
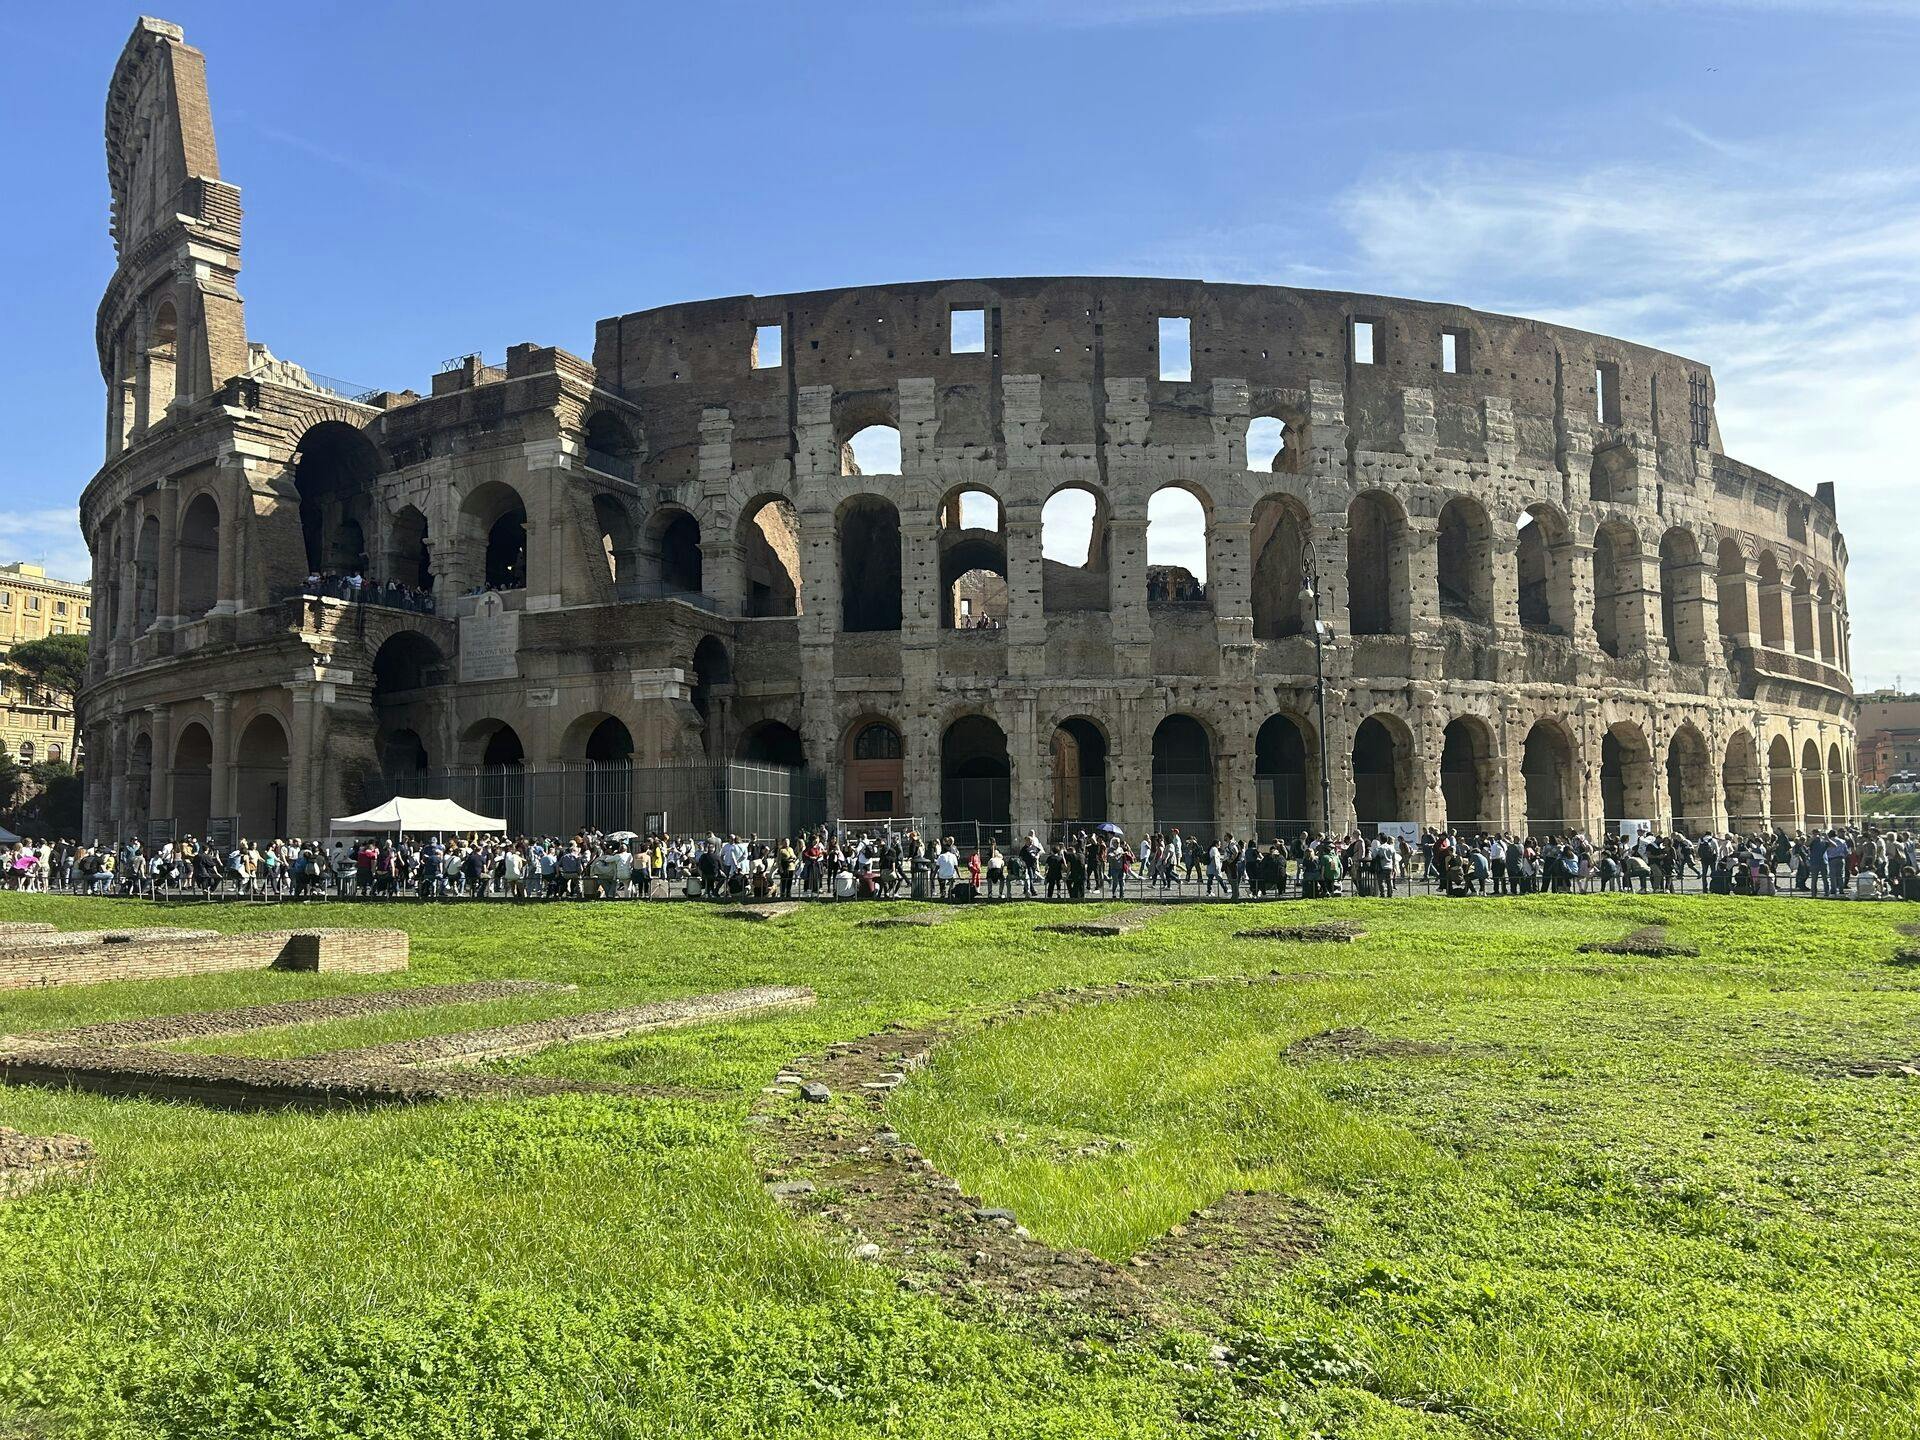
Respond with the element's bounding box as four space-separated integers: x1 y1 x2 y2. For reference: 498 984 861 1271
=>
592 276 1728 486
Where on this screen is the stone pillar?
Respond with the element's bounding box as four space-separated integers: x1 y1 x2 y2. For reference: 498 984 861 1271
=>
1003 495 1046 666
154 490 181 626
1216 698 1257 840
1405 516 1440 636
208 692 234 820
215 456 250 613
1210 518 1254 653
1726 558 1761 649
288 680 317 839
107 714 128 838
1107 514 1151 659
1624 548 1662 655
1567 539 1597 651
146 704 172 824
1489 521 1522 639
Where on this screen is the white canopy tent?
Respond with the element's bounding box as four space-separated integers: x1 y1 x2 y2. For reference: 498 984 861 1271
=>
329 797 507 836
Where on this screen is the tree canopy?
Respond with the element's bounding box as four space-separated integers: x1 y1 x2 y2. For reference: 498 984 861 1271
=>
4 632 89 702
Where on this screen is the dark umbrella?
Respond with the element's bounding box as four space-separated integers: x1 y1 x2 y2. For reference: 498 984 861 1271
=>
1094 821 1125 837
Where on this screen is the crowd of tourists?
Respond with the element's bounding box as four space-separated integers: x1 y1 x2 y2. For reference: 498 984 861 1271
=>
3 822 1918 903
301 570 436 613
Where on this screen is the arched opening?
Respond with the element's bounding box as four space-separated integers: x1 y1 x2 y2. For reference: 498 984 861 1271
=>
146 300 179 421
1437 496 1492 624
1255 713 1311 837
941 714 1012 841
1152 714 1216 842
941 486 1008 629
1800 737 1825 827
844 719 905 820
1816 578 1837 664
838 495 903 632
1250 494 1309 639
1041 484 1111 613
387 504 431 592
1521 720 1578 837
380 729 430 797
592 495 635 588
658 511 704 597
465 719 526 834
127 731 153 830
1440 717 1492 832
1715 538 1748 642
176 493 220 621
1790 567 1815 656
1756 552 1785 649
576 714 634 833
1245 416 1287 473
1667 725 1714 834
1659 529 1707 663
843 424 902 477
134 514 160 631
1828 742 1848 826
1346 490 1408 636
172 722 213 838
1352 715 1407 832
1723 732 1764 832
1147 486 1210 609
582 410 640 480
1050 717 1109 827
484 507 526 590
1601 723 1656 832
739 496 802 617
1518 505 1572 634
690 636 731 758
1592 521 1641 657
1767 736 1797 829
371 631 445 799
235 713 290 841
295 421 380 577
738 720 805 767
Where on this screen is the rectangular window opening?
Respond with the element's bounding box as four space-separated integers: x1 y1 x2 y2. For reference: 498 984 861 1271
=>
1688 373 1711 446
1352 318 1379 366
1441 328 1468 374
751 323 783 370
864 790 894 815
1158 316 1192 381
1595 361 1621 425
950 307 986 354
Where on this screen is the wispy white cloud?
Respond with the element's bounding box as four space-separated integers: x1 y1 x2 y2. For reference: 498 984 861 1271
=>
0 509 92 588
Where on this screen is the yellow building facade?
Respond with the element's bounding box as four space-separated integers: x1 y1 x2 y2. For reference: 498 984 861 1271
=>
0 562 92 765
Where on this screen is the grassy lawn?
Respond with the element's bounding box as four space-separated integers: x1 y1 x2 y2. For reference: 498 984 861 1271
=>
1 893 1917 1438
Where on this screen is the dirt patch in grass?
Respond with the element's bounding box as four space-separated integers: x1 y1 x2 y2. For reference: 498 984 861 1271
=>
753 976 1322 1330
1577 925 1699 957
715 903 801 922
1886 949 1920 968
1285 1026 1451 1061
0 1125 94 1197
861 910 959 930
1035 907 1158 938
1804 1054 1920 1079
1234 920 1367 943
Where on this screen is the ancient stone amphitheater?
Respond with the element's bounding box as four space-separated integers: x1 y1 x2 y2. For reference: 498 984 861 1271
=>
77 18 1855 849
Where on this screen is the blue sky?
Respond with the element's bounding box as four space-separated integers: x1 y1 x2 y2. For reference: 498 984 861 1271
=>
3 1 1916 686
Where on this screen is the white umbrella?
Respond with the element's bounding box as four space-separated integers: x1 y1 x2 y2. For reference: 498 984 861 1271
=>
330 796 507 836
603 830 639 842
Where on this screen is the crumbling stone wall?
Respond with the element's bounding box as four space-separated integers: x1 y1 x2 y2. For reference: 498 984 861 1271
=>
0 926 407 990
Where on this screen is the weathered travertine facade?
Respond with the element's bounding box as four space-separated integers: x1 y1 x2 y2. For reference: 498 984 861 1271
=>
78 18 1856 846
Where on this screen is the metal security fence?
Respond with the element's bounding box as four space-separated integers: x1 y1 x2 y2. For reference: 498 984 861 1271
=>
388 760 826 839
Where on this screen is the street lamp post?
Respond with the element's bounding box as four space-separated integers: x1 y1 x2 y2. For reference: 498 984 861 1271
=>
1300 557 1334 835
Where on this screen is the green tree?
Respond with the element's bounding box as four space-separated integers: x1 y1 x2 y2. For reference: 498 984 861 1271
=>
3 632 90 706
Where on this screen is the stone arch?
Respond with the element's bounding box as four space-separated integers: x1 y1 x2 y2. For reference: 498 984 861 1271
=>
1591 519 1641 657
1800 737 1825 827
235 712 291 841
1152 712 1216 842
172 721 214 838
582 409 641 478
1050 715 1110 828
1521 718 1579 837
1659 528 1708 663
462 719 526 833
295 420 381 576
738 494 802 617
1601 721 1657 831
738 719 806 767
146 296 178 420
1255 711 1313 836
1440 715 1496 832
690 636 731 757
1352 713 1414 831
1518 503 1573 634
176 491 220 622
1827 741 1848 826
1250 494 1310 639
842 422 902 478
1715 537 1748 641
1147 483 1211 610
940 483 1008 627
460 481 527 592
941 713 1012 842
1346 489 1409 636
844 716 906 821
1666 723 1714 833
651 506 704 596
1756 551 1785 649
1722 731 1764 832
1437 494 1493 624
1767 735 1797 829
1244 415 1287 473
592 494 636 588
1816 575 1837 664
837 494 902 632
1790 566 1815 656
1042 482 1111 613
134 512 160 631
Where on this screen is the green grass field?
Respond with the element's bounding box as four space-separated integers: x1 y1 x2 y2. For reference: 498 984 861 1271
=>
1 893 1917 1439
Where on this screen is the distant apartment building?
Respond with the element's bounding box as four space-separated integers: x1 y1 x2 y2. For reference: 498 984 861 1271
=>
0 562 92 766
1856 692 1920 787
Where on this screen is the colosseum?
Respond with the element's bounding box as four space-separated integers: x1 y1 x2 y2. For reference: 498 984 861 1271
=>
77 18 1857 850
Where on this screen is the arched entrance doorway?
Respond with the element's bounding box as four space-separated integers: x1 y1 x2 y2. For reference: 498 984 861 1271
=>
235 714 291 841
1440 717 1492 833
173 723 213 838
1601 724 1656 833
942 715 1011 843
1050 717 1109 829
1352 715 1407 832
1522 720 1577 837
1255 713 1310 837
1151 714 1215 842
844 719 905 821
